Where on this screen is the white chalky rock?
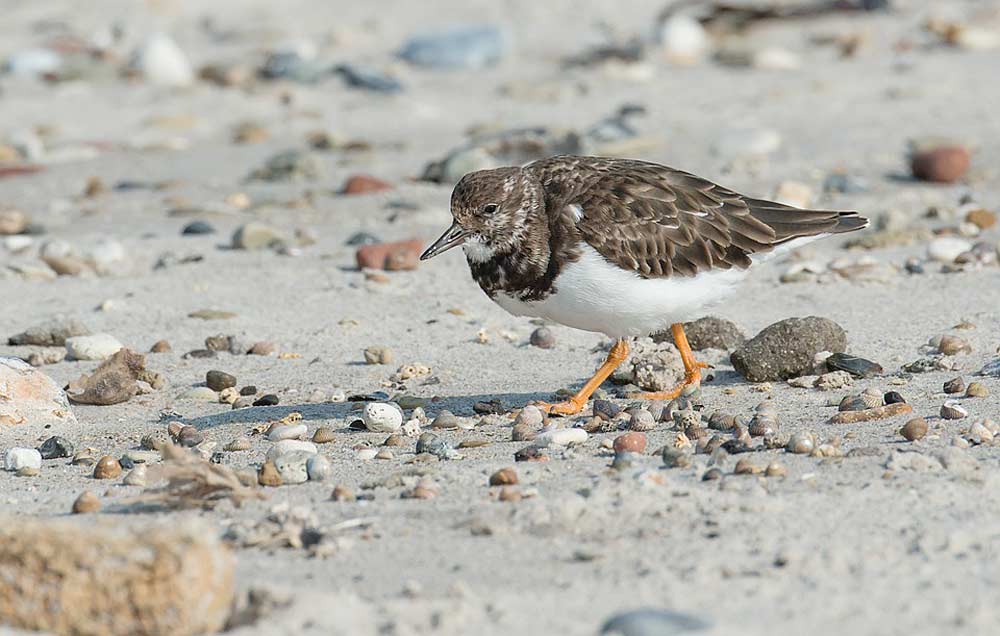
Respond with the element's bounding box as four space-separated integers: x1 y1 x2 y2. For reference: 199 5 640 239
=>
306 454 332 481
134 33 194 87
658 15 710 64
267 423 307 441
362 402 402 433
266 439 317 461
534 427 589 448
927 237 972 263
65 334 123 361
401 418 422 437
4 448 42 472
273 451 311 484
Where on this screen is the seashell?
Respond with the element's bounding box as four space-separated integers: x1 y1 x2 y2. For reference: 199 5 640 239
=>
661 447 690 468
401 418 422 437
966 382 989 398
628 409 656 432
967 421 994 445
733 458 759 475
900 418 928 442
312 427 335 444
708 411 736 431
940 401 967 420
701 467 723 481
765 462 787 477
672 408 700 430
748 415 777 437
943 377 966 395
489 468 518 486
225 436 252 452
786 432 815 454
824 352 883 378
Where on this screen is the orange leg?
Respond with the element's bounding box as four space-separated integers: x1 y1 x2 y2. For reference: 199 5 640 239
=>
630 323 708 401
534 339 630 416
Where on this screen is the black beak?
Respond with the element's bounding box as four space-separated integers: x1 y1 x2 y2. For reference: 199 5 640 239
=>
420 222 470 260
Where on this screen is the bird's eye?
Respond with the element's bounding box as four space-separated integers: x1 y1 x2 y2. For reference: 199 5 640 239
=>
482 203 499 215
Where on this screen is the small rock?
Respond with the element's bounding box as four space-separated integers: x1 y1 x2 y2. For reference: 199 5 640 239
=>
150 340 171 353
334 64 403 93
936 334 971 356
248 341 275 356
662 447 691 468
0 357 78 428
205 370 236 391
613 432 647 454
731 317 847 381
399 25 505 70
218 387 240 404
4 448 42 472
529 327 555 349
232 222 283 250
267 424 306 441
928 237 973 264
941 401 967 420
93 456 122 479
180 387 218 401
266 440 317 461
176 426 205 447
966 382 989 398
356 239 423 271
628 409 656 432
65 334 123 361
786 432 815 455
71 491 101 514
38 436 74 460
312 427 335 444
901 417 928 442
363 346 393 365
9 318 90 346
534 427 588 447
306 454 332 482
489 467 518 486
943 377 966 394
331 485 355 501
253 394 279 407
248 150 319 182
765 462 787 478
181 220 215 235
910 144 970 183
363 402 403 432
341 174 393 195
669 316 745 351
257 460 282 487
133 33 194 87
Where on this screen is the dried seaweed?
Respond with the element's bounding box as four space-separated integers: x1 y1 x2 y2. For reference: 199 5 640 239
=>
124 444 265 510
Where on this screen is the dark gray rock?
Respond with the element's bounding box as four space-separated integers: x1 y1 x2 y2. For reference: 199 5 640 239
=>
205 370 236 391
825 352 883 378
730 316 847 381
653 316 745 351
334 64 403 93
38 436 74 459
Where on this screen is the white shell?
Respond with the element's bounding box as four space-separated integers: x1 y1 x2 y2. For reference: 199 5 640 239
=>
363 402 403 433
534 427 589 447
4 447 42 472
267 424 307 441
266 439 317 461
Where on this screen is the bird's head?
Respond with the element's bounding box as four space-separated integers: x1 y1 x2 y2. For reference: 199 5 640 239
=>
420 166 542 262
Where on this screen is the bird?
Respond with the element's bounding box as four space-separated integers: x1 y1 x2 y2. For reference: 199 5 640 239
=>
420 155 868 415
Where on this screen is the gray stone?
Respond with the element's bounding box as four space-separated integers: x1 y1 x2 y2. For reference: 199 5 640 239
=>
654 316 745 351
731 317 848 382
65 334 123 361
8 318 90 347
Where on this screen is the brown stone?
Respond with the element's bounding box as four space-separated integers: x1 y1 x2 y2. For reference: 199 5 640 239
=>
910 145 970 183
0 517 234 636
331 485 355 501
341 174 392 195
498 487 522 502
965 208 997 230
149 339 172 353
248 341 276 356
67 348 146 406
72 491 101 514
901 417 928 442
93 455 122 480
355 239 423 271
0 207 28 235
489 467 519 486
612 432 647 454
257 460 282 486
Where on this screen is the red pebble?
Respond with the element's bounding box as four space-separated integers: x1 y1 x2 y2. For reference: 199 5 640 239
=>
355 239 424 271
613 432 647 454
342 174 393 195
911 146 970 184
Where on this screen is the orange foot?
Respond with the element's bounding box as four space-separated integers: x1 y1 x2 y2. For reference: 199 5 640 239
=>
529 339 630 417
629 323 709 401
532 398 586 416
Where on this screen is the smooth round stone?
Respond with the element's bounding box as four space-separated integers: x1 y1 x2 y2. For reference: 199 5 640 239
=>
122 449 160 464
64 334 123 361
415 433 454 459
180 387 218 401
134 33 194 87
5 448 42 472
514 405 544 428
72 491 101 514
267 423 306 441
362 402 403 432
93 455 122 479
306 454 332 481
38 436 74 460
266 439 317 461
613 432 647 454
273 451 311 484
928 237 973 263
253 394 280 407
182 221 215 235
205 370 236 391
534 427 588 447
357 448 379 460
529 327 555 349
123 465 148 486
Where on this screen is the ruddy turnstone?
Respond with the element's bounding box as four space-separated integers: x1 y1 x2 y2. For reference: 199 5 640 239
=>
421 155 868 415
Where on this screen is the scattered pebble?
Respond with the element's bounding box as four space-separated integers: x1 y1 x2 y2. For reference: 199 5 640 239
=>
71 491 101 514
205 370 237 391
529 327 556 349
306 454 332 482
181 386 218 401
731 317 847 381
399 25 505 70
267 423 306 441
362 402 403 432
38 436 74 460
93 455 122 479
765 462 787 478
341 174 393 195
966 382 989 398
363 346 393 365
4 448 42 472
786 433 815 455
225 437 252 452
489 467 519 486
253 394 280 407
910 143 970 183
356 239 423 271
65 333 123 361
331 485 355 502
613 432 647 454
257 460 282 487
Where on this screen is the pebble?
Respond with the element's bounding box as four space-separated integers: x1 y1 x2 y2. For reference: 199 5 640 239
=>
613 432 647 454
266 440 317 461
134 33 194 87
219 387 240 404
257 460 282 487
312 427 335 444
274 451 313 484
141 431 170 451
253 394 280 407
399 25 505 70
943 377 966 394
123 465 147 487
786 433 815 455
611 452 640 471
489 467 519 486
65 334 123 361
941 401 967 420
4 448 41 472
901 417 928 442
93 456 122 479
534 427 588 447
248 150 319 182
731 317 846 381
355 239 423 271
232 222 283 250
702 467 724 481
733 458 759 475
9 318 90 346
910 144 970 183
306 454 332 481
966 382 989 398
600 608 711 636
927 237 973 264
342 174 393 195
150 340 171 353
765 462 788 478
205 370 236 391
935 334 972 356
267 423 306 441
965 208 997 230
363 402 403 432
331 485 355 501
968 421 994 445
628 409 656 432
224 437 251 452
360 345 395 367
674 316 745 351
334 64 403 93
240 385 259 396
498 487 522 502
529 327 556 349
181 220 215 236
375 449 394 460
658 14 711 64
416 432 457 459
72 448 97 466
38 436 74 460
357 448 379 460
884 391 907 405
72 491 101 514
180 387 217 401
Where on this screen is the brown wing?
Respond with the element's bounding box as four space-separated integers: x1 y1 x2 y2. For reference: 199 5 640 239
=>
533 156 866 279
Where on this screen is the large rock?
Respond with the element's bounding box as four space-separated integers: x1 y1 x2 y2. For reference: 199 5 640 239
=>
653 316 746 351
0 357 77 428
67 348 145 405
731 316 847 381
0 517 234 636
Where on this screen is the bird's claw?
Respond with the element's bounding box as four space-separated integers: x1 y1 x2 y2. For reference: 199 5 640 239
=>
531 399 585 416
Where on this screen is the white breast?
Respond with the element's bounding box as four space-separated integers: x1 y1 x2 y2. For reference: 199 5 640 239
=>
492 244 749 338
